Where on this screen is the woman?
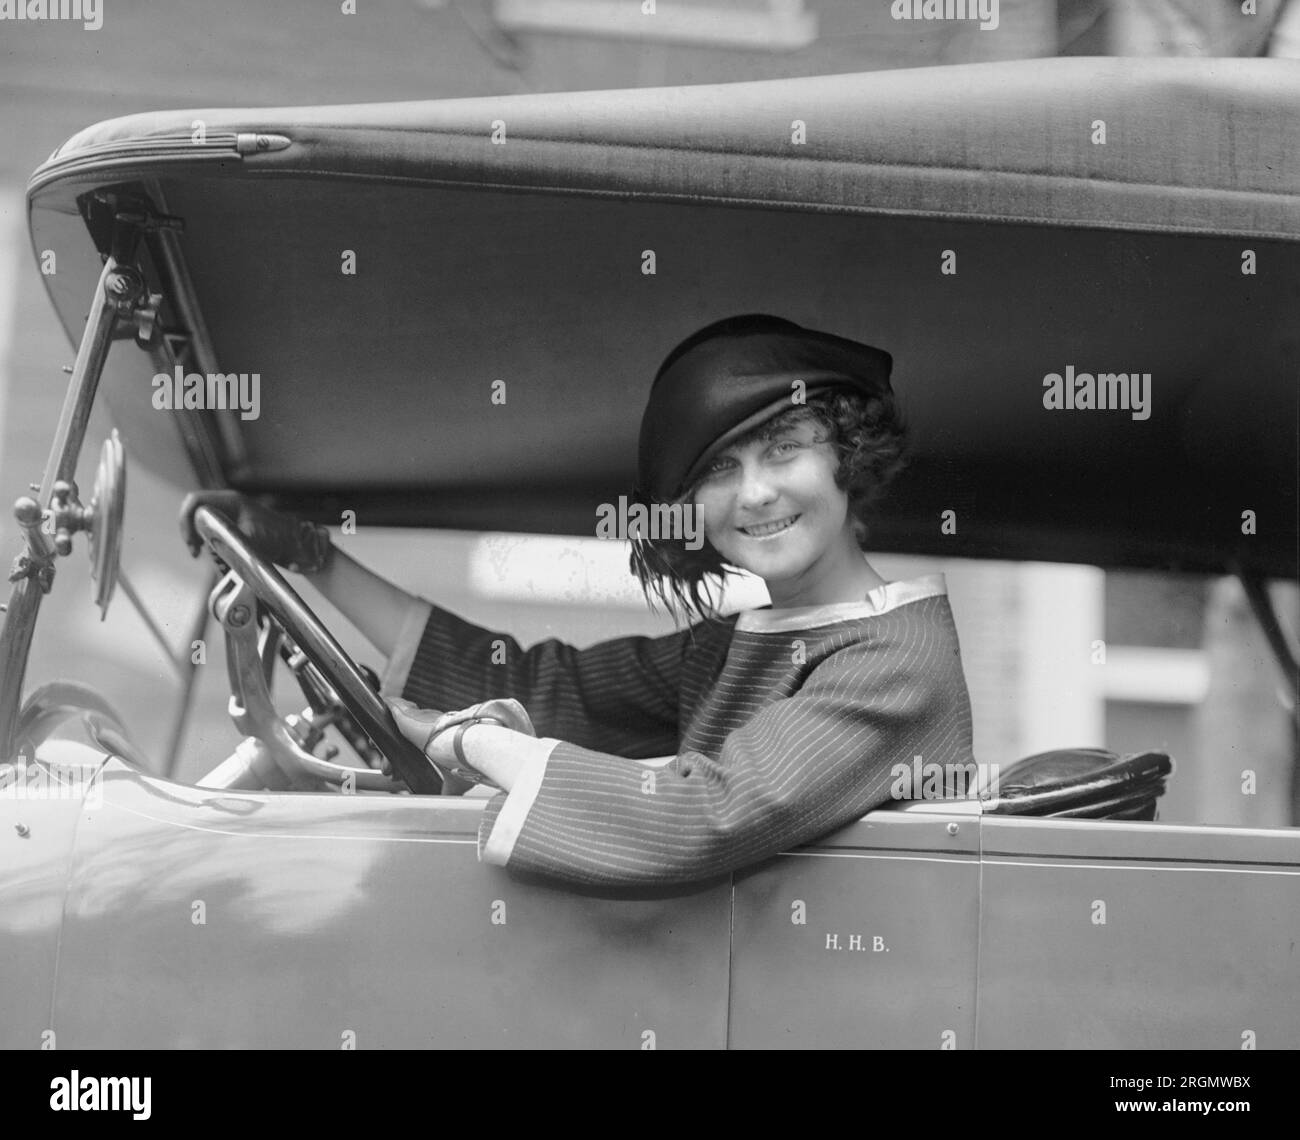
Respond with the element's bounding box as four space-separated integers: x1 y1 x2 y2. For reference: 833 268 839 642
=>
184 314 975 887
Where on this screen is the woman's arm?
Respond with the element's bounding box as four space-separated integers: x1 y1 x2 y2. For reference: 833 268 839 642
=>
179 491 424 662
454 724 547 790
458 610 974 887
447 724 675 791
309 544 692 756
399 606 693 756
302 546 423 660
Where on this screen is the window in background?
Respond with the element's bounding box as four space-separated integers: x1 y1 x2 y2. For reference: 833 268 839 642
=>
1102 570 1297 827
493 0 819 50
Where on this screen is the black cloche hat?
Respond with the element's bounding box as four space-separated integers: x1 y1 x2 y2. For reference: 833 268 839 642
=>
636 314 894 503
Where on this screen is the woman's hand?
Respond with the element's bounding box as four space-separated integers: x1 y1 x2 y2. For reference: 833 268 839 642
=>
180 490 331 573
386 697 462 768
385 696 545 792
386 696 446 747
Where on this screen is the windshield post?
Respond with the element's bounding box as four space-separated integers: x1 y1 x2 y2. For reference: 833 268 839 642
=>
1234 566 1300 824
0 256 148 757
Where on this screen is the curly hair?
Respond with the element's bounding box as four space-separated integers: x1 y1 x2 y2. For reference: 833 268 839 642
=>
629 386 910 624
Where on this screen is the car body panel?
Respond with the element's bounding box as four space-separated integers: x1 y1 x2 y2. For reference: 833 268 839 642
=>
728 806 981 1049
48 759 732 1048
976 815 1300 1048
28 759 1298 1049
0 745 90 1050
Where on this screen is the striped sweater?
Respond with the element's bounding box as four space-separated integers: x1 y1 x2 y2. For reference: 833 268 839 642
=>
389 573 974 887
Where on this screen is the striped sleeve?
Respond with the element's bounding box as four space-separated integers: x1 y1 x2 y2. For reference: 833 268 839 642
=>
399 603 692 757
476 616 974 887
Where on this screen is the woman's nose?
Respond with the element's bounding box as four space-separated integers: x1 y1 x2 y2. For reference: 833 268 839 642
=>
736 461 778 509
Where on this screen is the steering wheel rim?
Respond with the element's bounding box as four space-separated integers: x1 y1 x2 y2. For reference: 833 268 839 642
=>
192 505 444 794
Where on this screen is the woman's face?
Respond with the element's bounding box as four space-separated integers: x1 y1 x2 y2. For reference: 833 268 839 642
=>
691 417 854 588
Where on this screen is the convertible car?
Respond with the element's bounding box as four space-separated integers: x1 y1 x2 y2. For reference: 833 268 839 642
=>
2 56 1297 1048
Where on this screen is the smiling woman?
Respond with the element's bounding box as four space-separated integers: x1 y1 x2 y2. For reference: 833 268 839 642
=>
373 313 977 885
690 415 888 608
628 313 904 615
176 313 978 885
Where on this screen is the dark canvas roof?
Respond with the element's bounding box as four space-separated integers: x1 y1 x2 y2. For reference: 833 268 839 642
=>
26 58 1300 577
32 56 1300 238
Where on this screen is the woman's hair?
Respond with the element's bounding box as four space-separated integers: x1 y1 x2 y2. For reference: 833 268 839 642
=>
629 386 910 624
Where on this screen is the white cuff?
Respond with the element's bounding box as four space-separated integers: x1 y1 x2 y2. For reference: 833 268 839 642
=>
379 597 434 698
480 738 559 866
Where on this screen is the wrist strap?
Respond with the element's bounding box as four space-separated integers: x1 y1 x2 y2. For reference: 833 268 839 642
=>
436 715 503 785
452 720 477 771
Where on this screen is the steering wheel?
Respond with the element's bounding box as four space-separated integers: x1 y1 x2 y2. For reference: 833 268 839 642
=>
192 505 445 794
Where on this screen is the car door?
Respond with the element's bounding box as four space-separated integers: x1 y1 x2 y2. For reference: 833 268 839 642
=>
50 758 732 1048
727 799 981 1048
976 814 1300 1048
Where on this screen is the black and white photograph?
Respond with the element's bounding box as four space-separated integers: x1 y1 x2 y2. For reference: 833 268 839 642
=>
0 0 1297 1101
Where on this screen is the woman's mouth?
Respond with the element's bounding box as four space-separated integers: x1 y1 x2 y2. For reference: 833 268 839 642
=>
739 514 800 539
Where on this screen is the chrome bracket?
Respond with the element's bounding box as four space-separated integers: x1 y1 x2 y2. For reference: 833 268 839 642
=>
45 479 89 557
234 132 291 155
7 553 54 594
8 498 54 592
211 571 399 793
